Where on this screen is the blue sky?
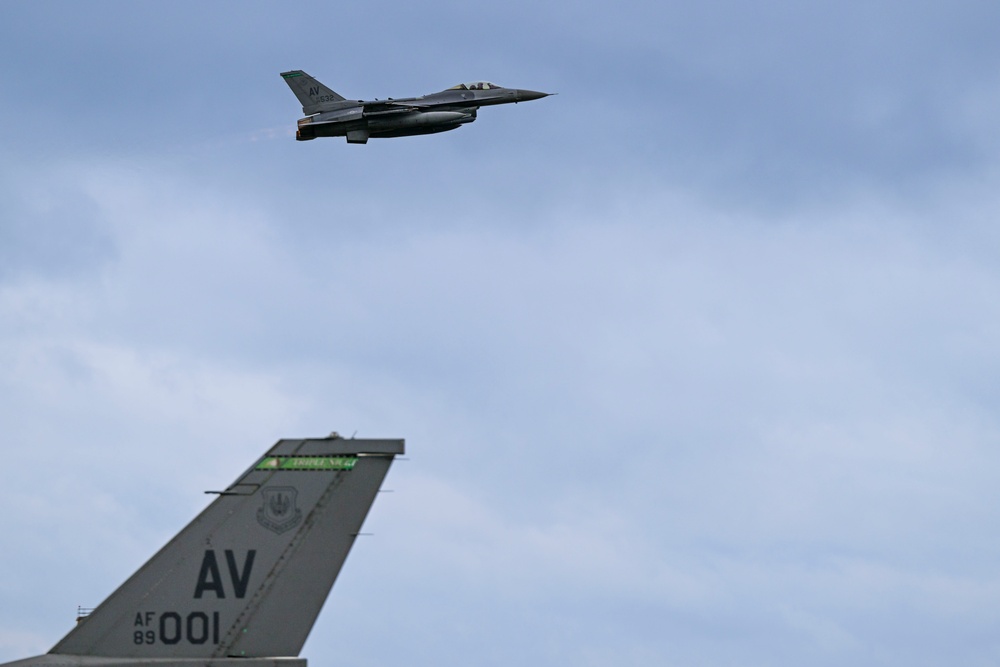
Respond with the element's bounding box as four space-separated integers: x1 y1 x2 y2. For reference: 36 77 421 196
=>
3 2 1000 666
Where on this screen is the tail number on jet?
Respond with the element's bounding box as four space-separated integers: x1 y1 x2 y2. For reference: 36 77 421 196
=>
133 611 221 645
194 549 256 599
131 549 256 646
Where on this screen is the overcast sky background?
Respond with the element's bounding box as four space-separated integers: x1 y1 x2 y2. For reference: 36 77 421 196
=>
3 1 1000 666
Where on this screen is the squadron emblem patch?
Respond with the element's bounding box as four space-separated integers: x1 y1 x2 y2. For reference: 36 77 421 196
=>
257 486 303 534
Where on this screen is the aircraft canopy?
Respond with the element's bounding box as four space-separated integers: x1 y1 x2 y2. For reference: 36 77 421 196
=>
448 82 504 91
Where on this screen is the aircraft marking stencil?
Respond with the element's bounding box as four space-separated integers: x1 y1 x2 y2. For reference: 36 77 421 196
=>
1 435 404 667
257 487 302 534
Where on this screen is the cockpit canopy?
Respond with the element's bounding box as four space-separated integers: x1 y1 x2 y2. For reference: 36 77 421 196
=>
448 82 504 91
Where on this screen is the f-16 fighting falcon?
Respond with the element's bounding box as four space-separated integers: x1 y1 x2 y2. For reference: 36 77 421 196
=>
281 70 552 144
1 434 404 667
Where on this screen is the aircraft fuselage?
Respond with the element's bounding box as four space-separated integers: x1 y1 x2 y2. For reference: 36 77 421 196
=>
281 71 551 144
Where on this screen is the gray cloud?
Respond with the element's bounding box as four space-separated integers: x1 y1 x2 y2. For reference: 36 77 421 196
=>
3 2 1000 666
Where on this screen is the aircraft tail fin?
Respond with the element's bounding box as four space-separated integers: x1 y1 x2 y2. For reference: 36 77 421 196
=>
49 436 404 661
280 70 346 114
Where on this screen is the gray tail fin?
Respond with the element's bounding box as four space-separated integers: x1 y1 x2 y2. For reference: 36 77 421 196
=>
280 70 346 114
49 436 403 661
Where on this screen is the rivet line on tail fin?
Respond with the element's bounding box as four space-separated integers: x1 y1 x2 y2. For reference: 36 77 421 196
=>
212 470 350 657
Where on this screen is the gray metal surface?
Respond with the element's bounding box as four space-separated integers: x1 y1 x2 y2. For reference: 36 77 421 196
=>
2 435 403 667
280 70 551 143
2 657 305 667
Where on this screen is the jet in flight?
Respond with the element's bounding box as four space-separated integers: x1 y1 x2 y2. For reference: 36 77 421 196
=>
1 434 404 667
281 70 552 143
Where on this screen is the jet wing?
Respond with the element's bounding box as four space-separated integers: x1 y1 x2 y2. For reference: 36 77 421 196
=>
363 105 423 117
360 99 433 115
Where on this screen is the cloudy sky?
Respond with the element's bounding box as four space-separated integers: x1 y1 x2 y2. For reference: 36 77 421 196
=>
3 1 1000 666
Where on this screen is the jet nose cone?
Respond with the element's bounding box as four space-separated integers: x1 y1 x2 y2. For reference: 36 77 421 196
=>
514 89 552 102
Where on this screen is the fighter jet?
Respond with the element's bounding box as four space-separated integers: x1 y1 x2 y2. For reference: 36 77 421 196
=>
281 70 551 144
0 435 403 667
